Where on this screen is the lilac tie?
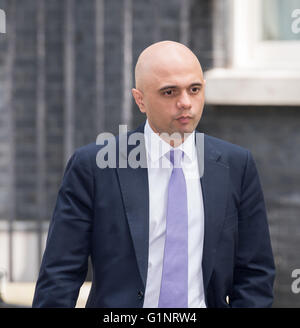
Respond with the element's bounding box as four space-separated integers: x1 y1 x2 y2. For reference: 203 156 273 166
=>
158 149 188 308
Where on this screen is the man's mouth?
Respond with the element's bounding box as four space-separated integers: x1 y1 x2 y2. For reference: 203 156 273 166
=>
176 116 192 124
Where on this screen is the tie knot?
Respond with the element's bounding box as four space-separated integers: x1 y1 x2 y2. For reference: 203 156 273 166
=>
168 149 183 168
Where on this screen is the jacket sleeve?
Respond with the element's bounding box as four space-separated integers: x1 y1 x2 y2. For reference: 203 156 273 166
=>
32 148 94 307
231 151 275 307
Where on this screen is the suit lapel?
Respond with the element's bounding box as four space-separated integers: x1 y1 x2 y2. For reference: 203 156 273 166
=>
198 134 229 292
115 125 149 289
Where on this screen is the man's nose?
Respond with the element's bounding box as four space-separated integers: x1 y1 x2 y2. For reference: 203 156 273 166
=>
176 91 192 109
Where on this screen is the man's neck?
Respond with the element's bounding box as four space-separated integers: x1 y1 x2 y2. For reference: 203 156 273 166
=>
146 120 193 148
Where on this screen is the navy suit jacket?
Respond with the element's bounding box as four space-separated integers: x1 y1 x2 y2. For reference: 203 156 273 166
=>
32 123 275 308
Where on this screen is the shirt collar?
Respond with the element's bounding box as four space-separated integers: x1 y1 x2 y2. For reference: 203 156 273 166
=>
144 119 196 164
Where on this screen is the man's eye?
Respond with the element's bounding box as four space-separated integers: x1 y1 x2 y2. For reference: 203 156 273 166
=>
163 90 173 96
190 87 200 93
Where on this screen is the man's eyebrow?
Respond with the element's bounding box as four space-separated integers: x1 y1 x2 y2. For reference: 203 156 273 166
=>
158 85 178 92
158 82 203 92
190 82 203 88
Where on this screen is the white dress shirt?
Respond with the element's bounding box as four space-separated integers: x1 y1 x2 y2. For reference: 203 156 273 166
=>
143 120 206 308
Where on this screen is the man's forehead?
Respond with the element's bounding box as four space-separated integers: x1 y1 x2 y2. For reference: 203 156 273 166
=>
150 59 203 83
153 58 202 74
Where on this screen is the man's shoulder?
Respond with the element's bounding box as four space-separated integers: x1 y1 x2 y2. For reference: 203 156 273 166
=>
73 124 145 155
202 133 251 167
204 134 248 154
73 142 100 158
65 142 101 171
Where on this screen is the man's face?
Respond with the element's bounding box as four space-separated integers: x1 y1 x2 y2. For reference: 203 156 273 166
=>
132 49 205 142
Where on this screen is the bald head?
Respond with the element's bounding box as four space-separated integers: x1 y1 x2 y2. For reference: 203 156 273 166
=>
135 41 203 91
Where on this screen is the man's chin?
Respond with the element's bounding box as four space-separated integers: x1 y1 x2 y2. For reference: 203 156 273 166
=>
178 125 195 136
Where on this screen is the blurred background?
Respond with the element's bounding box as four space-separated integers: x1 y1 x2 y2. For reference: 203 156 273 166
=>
0 0 300 308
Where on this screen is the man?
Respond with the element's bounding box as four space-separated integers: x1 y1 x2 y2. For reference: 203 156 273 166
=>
33 41 275 308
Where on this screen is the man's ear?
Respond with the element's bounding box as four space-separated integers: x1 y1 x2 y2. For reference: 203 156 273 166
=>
132 88 146 113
